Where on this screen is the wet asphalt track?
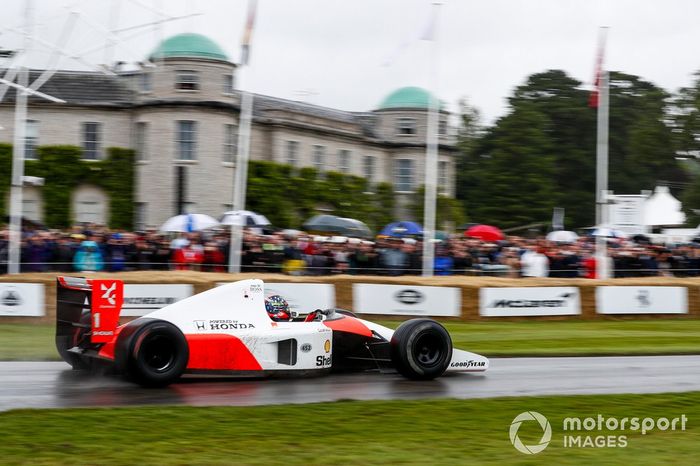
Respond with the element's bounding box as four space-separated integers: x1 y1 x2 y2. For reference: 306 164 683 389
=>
2 355 700 411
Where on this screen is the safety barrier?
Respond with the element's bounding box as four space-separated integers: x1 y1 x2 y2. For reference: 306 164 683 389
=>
1 271 700 323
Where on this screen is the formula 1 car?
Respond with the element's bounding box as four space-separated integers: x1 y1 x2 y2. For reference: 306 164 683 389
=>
56 277 489 387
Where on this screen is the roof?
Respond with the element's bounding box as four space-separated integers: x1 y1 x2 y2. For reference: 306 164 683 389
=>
149 33 229 61
378 86 440 110
1 70 133 106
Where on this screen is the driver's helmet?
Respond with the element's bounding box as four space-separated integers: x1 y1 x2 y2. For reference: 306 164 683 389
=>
265 295 291 321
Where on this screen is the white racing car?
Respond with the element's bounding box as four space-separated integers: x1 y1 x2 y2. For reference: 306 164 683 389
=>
56 277 489 387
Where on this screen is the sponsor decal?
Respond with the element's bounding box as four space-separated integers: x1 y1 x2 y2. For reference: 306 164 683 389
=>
489 292 575 309
636 290 651 307
123 297 176 306
194 319 256 331
0 288 22 307
316 355 332 367
324 339 331 353
596 286 687 315
450 360 486 368
480 287 581 317
300 343 312 353
395 289 425 305
0 283 45 316
250 284 263 293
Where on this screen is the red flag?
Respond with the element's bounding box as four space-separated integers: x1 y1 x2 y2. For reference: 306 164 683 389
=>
589 29 607 108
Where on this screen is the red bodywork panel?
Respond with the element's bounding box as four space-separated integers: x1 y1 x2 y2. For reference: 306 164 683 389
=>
185 334 262 371
98 329 263 371
324 316 373 338
90 280 124 343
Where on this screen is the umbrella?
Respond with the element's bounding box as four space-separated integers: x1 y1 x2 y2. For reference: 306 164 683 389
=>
465 224 504 242
591 227 628 238
220 210 271 227
546 230 579 243
159 213 219 232
632 234 651 245
302 214 372 238
379 221 423 237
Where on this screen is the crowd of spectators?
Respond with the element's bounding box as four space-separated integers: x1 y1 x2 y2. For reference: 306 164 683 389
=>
1 224 700 278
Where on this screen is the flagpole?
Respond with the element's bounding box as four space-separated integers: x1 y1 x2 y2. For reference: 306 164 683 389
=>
595 29 609 280
229 0 257 274
421 2 441 277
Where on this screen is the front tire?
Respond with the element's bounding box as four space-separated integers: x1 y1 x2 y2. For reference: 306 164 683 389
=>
390 319 452 380
115 319 189 387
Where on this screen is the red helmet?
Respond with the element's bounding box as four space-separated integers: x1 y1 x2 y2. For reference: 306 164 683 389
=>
265 295 291 321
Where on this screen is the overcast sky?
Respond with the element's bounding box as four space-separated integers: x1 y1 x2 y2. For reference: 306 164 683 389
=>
1 0 700 124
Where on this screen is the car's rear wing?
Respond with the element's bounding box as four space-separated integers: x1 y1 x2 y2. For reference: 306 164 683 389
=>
56 277 124 346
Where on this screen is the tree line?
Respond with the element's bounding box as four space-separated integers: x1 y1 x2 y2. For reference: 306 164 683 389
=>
456 69 700 230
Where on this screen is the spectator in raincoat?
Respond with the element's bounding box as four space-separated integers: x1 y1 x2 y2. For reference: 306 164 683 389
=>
73 240 104 272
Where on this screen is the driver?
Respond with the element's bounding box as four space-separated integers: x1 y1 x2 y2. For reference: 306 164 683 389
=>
265 295 292 321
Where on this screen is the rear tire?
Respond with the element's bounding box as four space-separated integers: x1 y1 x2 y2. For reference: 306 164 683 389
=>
390 319 452 380
115 319 189 387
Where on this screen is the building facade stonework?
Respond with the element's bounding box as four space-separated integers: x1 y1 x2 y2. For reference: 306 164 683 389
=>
0 33 457 228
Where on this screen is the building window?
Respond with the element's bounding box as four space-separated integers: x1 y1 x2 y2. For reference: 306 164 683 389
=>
223 74 234 94
135 122 147 161
223 124 237 163
397 117 416 136
363 155 375 182
24 119 39 160
82 122 101 160
286 140 299 166
439 119 447 135
338 149 350 173
395 159 414 192
135 202 147 230
176 120 197 160
312 145 325 171
438 161 448 193
175 70 199 90
141 72 152 92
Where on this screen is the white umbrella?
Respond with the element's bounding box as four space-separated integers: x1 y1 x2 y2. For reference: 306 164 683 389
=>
220 210 271 227
546 230 579 243
159 213 219 233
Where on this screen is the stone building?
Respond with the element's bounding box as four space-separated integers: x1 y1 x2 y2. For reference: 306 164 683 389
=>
0 33 458 228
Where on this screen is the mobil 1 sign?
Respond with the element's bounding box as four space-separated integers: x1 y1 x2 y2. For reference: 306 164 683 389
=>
120 284 194 316
596 286 687 314
480 287 581 317
353 284 461 317
0 283 44 316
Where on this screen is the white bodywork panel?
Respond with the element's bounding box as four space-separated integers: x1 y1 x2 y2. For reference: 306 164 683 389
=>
143 279 488 373
146 279 332 371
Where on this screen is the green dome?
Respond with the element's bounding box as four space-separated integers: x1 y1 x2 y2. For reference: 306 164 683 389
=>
378 86 441 110
149 33 229 61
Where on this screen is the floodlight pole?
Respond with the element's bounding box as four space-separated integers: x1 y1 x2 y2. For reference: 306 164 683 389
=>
421 2 441 277
7 0 33 274
228 74 253 274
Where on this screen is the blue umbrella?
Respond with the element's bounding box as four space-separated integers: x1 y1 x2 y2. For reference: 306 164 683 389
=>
379 221 423 237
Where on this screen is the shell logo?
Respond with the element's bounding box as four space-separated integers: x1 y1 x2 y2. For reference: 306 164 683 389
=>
324 339 331 353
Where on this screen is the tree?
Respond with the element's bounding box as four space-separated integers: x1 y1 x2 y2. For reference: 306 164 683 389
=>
462 103 558 228
509 70 597 228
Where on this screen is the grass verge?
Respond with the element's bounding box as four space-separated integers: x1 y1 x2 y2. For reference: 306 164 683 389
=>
2 319 700 361
1 393 698 465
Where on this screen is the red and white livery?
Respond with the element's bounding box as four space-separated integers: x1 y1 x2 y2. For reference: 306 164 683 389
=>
56 277 489 386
